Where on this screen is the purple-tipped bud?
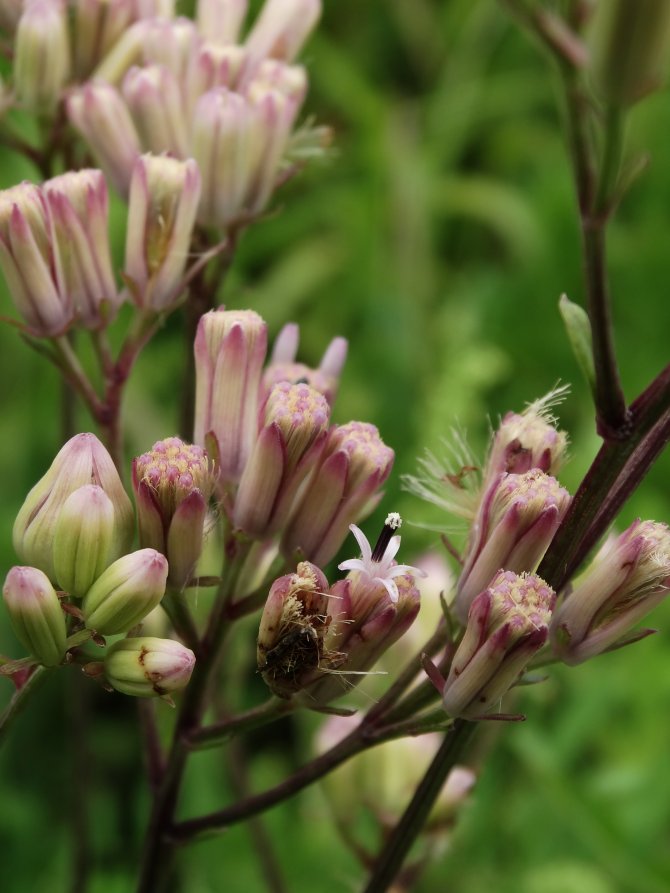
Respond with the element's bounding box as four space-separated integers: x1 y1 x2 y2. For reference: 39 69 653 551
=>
124 154 201 311
0 182 74 337
263 323 348 405
281 422 394 566
257 560 332 698
185 42 247 116
14 0 70 110
104 636 195 697
455 470 570 622
122 65 189 157
53 485 116 599
82 548 168 635
43 170 120 329
71 0 134 80
3 566 67 666
91 19 150 85
243 0 321 79
550 520 670 664
13 433 134 582
193 307 268 482
442 571 554 719
67 84 142 197
233 381 329 537
132 437 215 588
141 16 199 85
483 390 569 491
196 0 248 44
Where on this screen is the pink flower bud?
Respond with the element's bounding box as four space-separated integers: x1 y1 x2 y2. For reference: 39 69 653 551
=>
141 17 199 85
14 0 70 110
123 65 189 157
71 0 134 80
43 170 120 329
263 322 348 405
442 571 554 719
455 470 570 622
233 381 330 537
13 433 134 582
82 548 168 635
196 0 248 44
243 0 321 79
132 437 215 588
3 566 67 666
0 182 73 336
124 154 201 310
281 422 394 566
67 84 142 197
185 42 247 116
104 636 195 697
193 308 268 482
91 19 150 85
550 520 670 664
53 485 116 599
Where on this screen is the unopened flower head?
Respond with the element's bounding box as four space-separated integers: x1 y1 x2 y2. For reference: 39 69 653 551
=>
193 308 268 483
281 422 394 566
13 433 134 582
3 566 67 667
233 381 330 537
442 571 554 719
141 16 199 85
124 154 201 311
82 548 168 635
185 42 247 115
14 0 70 110
0 182 74 337
133 437 215 588
257 560 335 699
123 65 189 157
104 636 195 698
455 469 569 622
71 0 134 80
43 169 120 329
550 519 670 665
53 485 116 599
263 323 348 406
243 0 321 80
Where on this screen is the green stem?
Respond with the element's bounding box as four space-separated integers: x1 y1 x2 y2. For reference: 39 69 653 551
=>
0 666 49 748
161 590 201 657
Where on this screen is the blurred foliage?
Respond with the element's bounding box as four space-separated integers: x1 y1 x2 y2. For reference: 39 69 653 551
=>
1 1 670 891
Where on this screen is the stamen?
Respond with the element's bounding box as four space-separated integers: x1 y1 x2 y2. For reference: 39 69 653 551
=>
371 512 402 562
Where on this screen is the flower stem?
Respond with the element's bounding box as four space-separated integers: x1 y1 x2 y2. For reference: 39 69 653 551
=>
0 665 49 748
189 697 294 750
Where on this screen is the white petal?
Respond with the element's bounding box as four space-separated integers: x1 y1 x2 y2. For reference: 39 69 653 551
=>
348 524 372 564
338 558 367 575
383 534 402 564
380 577 399 603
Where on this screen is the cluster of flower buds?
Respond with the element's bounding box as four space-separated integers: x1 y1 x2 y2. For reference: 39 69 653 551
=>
551 519 670 664
257 515 422 703
0 172 120 336
64 0 323 225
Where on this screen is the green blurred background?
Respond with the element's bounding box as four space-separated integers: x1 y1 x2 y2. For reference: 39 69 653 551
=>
1 1 670 891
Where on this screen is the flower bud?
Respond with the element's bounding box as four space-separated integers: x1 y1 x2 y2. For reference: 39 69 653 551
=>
193 308 268 482
257 560 332 698
124 154 201 311
43 170 120 329
455 470 569 622
82 548 168 635
3 566 67 666
196 0 248 44
13 433 134 582
233 381 330 537
0 182 73 337
104 636 195 697
122 65 189 158
67 84 142 197
53 485 116 599
185 42 247 116
71 0 134 81
442 571 554 719
263 322 348 405
589 0 670 106
550 520 670 664
91 19 150 85
141 16 199 85
14 0 70 111
281 421 394 566
243 0 321 79
244 83 300 214
132 437 215 588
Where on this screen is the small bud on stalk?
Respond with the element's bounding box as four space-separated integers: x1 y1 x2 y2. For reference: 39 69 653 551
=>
122 66 189 157
455 470 569 623
193 308 268 483
263 322 348 405
550 520 670 664
441 571 554 719
82 549 168 635
133 437 215 589
185 42 247 116
141 17 199 85
124 154 201 311
13 434 134 583
14 0 70 111
3 566 67 666
233 381 329 537
104 636 195 697
53 485 116 599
